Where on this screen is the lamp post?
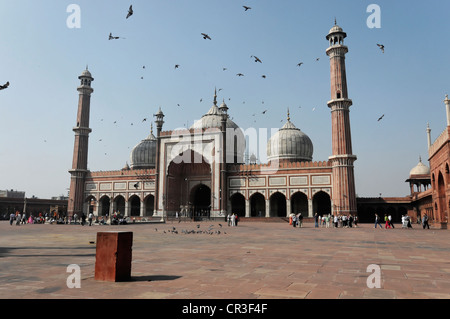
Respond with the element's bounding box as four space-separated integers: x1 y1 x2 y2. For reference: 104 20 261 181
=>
154 108 165 221
219 99 228 219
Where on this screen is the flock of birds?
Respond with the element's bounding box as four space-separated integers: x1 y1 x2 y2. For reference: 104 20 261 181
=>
154 223 227 236
105 4 387 126
0 4 387 148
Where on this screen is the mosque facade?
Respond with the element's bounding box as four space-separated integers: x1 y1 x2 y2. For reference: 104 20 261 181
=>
67 23 358 221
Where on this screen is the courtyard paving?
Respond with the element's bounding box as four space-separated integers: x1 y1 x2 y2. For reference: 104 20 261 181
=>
0 220 449 301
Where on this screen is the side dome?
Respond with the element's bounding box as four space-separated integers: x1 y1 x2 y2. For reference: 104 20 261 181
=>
267 114 313 163
129 129 157 169
409 158 430 177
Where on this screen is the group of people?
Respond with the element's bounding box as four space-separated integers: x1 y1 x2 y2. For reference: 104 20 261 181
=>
374 213 396 229
9 211 52 225
289 213 359 228
316 213 358 228
374 213 431 230
226 213 240 226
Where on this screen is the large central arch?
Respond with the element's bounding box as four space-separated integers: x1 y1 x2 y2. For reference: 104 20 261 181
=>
166 149 211 215
190 183 211 219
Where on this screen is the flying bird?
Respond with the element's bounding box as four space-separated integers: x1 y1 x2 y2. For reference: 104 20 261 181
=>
222 67 227 71
251 55 262 63
243 6 251 11
261 75 266 78
377 44 385 53
108 33 120 40
297 62 303 67
262 110 267 114
315 58 320 61
201 33 211 40
377 114 385 121
175 64 180 69
0 81 9 90
126 5 133 19
142 118 147 122
236 73 244 77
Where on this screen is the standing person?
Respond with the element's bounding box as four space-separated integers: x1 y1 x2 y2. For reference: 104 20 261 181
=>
81 213 86 226
88 212 93 226
422 213 430 229
227 214 231 226
21 213 27 225
231 213 236 227
388 214 394 229
73 213 78 224
333 215 338 228
353 215 358 227
348 214 353 228
314 213 319 228
325 214 330 228
16 212 21 226
235 214 239 226
292 214 297 228
384 214 391 229
298 213 303 228
9 212 15 226
374 213 383 229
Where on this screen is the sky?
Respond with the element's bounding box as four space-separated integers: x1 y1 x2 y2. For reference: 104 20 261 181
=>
1 0 449 199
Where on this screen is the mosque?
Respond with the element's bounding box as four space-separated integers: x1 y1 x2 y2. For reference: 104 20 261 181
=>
67 22 358 221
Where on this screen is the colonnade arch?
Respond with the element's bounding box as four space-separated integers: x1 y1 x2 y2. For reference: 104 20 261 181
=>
83 193 156 217
250 192 265 217
230 192 245 217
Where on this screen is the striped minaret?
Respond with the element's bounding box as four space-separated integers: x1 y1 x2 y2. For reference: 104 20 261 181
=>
68 68 94 217
326 22 357 215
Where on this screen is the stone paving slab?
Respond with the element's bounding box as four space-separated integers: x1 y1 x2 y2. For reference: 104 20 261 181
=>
1 220 450 302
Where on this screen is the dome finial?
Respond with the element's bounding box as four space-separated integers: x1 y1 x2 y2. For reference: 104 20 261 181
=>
150 122 153 134
214 87 217 106
287 108 291 121
334 17 337 25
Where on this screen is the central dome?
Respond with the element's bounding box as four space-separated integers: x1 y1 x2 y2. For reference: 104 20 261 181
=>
190 100 240 131
190 92 245 164
267 113 313 163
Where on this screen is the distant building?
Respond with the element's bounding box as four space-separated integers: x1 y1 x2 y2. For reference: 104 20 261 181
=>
0 190 25 199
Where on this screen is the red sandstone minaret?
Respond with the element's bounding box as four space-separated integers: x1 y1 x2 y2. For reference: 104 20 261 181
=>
68 68 94 217
326 22 357 215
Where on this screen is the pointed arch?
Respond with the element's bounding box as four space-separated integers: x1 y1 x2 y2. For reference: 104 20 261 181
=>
129 195 141 217
291 191 308 216
230 192 245 217
270 192 286 217
312 191 331 216
250 192 266 217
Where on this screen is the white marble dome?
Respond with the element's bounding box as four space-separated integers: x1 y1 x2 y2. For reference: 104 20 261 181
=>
190 98 245 164
409 158 430 176
267 117 313 163
129 130 157 169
